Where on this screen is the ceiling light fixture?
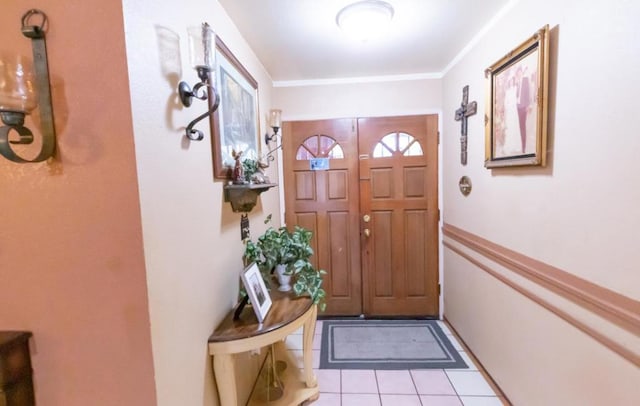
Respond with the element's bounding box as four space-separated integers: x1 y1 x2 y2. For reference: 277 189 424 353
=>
336 0 394 42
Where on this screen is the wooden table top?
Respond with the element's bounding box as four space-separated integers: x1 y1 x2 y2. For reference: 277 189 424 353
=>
209 288 312 343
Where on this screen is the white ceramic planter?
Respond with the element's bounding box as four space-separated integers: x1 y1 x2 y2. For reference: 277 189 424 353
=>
275 264 292 292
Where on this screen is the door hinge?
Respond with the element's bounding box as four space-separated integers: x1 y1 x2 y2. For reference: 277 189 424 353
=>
437 131 440 144
438 283 441 296
438 209 441 221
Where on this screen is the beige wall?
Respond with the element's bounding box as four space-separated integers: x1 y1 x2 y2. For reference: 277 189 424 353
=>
442 0 640 403
121 1 280 405
273 78 442 120
0 1 156 405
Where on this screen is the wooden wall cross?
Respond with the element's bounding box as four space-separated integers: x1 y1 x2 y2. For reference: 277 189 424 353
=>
454 85 477 165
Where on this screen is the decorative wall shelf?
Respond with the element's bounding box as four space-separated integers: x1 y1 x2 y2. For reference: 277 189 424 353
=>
224 183 277 213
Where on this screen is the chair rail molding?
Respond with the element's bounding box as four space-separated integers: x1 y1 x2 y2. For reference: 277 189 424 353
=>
442 223 640 367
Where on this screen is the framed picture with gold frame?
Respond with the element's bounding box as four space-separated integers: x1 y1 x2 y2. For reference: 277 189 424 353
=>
210 37 260 179
484 25 549 168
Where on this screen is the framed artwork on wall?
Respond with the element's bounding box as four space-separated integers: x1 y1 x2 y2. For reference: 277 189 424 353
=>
240 262 272 323
210 38 260 179
484 25 550 168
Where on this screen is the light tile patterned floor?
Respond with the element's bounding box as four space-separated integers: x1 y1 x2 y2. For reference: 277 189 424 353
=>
288 320 508 406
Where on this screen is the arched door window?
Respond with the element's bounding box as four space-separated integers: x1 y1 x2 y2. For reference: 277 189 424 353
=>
372 132 423 158
296 134 344 160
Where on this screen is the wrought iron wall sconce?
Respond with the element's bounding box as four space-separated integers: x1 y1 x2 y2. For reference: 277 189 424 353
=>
0 9 56 163
263 109 282 162
178 23 220 141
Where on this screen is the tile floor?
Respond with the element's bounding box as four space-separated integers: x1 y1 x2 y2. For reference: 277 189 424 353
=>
287 320 508 406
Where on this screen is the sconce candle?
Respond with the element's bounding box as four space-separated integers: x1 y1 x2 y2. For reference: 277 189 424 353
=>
178 22 220 141
265 108 282 146
188 23 215 74
0 56 38 114
268 109 282 130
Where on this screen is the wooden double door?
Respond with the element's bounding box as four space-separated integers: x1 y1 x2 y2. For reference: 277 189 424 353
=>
283 115 439 317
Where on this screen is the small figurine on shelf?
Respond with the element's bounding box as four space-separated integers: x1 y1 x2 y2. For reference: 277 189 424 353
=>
250 158 271 184
232 149 247 185
257 159 271 183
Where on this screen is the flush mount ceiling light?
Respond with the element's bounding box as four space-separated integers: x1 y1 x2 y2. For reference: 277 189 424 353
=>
336 0 394 41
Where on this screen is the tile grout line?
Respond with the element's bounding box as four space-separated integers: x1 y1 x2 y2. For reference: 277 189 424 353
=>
408 369 425 406
339 369 343 406
443 368 463 404
374 370 382 405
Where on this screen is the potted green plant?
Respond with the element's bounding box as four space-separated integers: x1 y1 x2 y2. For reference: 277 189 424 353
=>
244 215 326 310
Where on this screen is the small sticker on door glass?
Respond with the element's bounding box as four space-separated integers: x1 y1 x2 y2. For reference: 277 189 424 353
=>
310 157 329 171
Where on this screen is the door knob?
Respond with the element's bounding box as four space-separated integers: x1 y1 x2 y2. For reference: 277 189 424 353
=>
363 214 371 223
363 228 371 237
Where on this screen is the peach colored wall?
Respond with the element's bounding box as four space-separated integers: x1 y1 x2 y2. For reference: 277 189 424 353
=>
0 1 156 405
121 1 280 405
442 0 640 403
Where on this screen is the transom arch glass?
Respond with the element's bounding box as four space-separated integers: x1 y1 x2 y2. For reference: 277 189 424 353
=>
295 134 345 160
372 132 423 158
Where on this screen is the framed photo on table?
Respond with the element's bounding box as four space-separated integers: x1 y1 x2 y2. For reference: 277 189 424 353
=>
210 37 260 179
484 25 550 168
241 262 272 323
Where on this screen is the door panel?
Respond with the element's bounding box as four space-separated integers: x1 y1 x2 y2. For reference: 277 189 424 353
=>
371 211 393 297
327 211 350 297
405 210 427 296
359 115 439 316
283 119 362 315
294 212 319 264
295 172 316 200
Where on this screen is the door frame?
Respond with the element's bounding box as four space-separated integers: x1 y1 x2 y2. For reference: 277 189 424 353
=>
277 112 444 319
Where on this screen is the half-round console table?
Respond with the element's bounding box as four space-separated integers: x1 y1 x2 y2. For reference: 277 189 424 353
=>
208 289 319 406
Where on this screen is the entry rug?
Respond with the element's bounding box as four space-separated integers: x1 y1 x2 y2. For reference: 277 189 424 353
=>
320 319 468 370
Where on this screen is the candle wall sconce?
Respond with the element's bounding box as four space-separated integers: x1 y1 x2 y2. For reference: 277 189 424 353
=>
0 9 56 163
263 109 282 162
178 22 220 141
